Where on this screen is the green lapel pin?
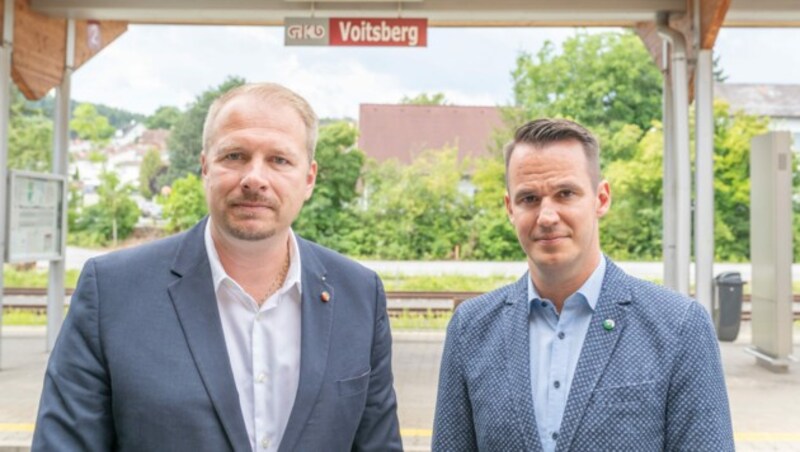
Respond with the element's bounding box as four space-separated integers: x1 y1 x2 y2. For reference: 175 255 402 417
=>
602 319 615 331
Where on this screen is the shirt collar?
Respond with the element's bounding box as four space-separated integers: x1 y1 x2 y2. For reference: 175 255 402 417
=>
204 219 303 296
527 256 606 312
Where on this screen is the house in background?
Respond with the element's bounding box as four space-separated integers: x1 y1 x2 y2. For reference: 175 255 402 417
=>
715 83 800 150
358 103 505 164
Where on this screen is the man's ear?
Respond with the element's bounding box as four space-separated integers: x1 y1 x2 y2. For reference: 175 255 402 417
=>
596 180 611 218
304 160 318 200
504 192 514 223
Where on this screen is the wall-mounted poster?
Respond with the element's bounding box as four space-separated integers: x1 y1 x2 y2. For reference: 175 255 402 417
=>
5 171 66 263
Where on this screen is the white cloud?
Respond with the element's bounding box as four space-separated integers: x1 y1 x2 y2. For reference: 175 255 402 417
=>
70 24 799 120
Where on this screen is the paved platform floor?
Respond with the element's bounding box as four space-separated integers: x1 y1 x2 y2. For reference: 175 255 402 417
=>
1 323 799 451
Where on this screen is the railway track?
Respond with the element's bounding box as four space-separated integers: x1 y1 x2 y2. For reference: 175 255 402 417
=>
3 288 799 320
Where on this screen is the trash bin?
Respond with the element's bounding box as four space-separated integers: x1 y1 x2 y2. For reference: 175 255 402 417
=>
713 272 745 342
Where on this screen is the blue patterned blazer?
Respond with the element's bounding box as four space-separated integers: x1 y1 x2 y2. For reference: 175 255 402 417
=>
433 257 733 451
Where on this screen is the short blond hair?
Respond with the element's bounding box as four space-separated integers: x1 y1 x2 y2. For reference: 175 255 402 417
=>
202 83 319 161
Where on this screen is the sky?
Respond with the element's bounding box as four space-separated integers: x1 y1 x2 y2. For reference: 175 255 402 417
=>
70 25 800 120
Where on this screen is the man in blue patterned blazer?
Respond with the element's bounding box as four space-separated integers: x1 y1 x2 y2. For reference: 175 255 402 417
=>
433 118 734 451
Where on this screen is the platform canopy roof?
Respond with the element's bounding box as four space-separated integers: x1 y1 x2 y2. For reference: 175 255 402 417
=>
4 0 800 101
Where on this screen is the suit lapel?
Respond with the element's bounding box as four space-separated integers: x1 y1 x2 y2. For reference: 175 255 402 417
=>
555 259 631 452
167 219 251 452
502 276 544 451
278 238 334 452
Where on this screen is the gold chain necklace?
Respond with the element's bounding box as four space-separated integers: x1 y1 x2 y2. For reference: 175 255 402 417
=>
260 244 291 303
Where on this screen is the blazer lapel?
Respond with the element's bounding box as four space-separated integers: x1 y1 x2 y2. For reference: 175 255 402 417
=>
167 219 251 452
278 238 334 452
502 275 544 451
555 259 631 452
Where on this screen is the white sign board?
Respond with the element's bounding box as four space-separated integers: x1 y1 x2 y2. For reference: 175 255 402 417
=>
5 171 66 262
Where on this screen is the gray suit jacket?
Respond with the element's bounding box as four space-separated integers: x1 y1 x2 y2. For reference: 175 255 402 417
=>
33 218 402 451
433 258 733 451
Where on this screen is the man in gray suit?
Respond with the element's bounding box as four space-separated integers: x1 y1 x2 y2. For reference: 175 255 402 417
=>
433 119 734 451
33 83 402 451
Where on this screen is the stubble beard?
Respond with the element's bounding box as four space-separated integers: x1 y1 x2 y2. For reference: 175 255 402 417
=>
220 193 280 241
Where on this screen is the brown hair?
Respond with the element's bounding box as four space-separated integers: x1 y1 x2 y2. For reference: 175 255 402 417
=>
503 118 601 189
202 82 319 161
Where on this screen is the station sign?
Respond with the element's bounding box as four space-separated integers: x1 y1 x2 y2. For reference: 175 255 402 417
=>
285 17 427 47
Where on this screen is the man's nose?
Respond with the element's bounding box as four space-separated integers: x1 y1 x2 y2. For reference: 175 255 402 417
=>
537 200 560 227
240 160 269 192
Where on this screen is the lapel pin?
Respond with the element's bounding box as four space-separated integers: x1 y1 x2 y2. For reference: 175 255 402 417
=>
602 319 615 331
321 291 331 303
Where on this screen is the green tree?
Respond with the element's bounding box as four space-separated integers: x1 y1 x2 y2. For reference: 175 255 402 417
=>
161 173 207 232
465 156 525 260
601 123 664 260
7 87 52 171
145 105 181 130
139 148 166 199
293 122 365 251
361 147 473 259
166 76 246 184
712 101 769 261
70 103 115 146
401 92 449 105
76 172 140 246
511 31 663 134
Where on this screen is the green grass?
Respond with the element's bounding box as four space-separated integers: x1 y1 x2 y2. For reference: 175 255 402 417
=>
389 309 452 331
380 273 515 292
1 309 48 326
3 265 81 288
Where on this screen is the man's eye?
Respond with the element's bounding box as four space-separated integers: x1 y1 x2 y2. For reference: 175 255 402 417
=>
559 190 575 198
223 152 243 161
521 195 539 204
273 156 290 165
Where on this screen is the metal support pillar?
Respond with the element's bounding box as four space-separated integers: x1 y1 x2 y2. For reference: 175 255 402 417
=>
0 0 16 369
662 43 677 291
47 19 76 351
657 12 691 296
694 49 715 313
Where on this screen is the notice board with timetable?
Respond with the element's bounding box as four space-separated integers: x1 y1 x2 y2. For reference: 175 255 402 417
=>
4 171 66 262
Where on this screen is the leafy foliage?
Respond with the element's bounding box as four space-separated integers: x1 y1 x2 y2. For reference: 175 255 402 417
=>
139 148 166 199
712 101 769 261
161 173 207 233
8 88 53 171
511 31 662 133
70 103 116 146
293 122 365 251
401 92 449 105
73 172 140 246
360 148 473 259
145 106 182 130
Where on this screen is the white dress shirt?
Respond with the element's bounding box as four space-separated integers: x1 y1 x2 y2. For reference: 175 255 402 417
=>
205 220 302 452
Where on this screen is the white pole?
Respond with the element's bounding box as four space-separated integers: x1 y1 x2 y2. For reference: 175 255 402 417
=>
662 40 677 291
657 13 691 296
0 0 16 369
47 19 76 351
695 49 715 313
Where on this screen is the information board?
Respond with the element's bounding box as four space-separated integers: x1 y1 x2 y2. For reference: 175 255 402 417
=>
4 171 66 262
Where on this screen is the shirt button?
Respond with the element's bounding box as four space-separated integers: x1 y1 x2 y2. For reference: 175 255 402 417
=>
552 432 559 440
540 301 547 308
558 331 565 340
261 437 270 448
257 372 267 383
554 381 560 389
255 312 262 320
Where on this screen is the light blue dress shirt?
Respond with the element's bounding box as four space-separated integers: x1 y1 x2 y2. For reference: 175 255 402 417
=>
527 257 606 452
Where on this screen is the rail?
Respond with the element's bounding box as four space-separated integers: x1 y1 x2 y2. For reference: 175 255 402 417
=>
2 288 799 320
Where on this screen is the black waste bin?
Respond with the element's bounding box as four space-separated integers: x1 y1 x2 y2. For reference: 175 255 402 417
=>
713 272 745 342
